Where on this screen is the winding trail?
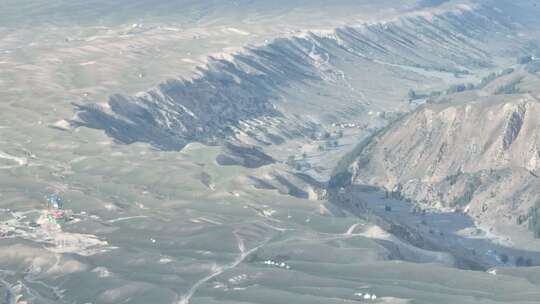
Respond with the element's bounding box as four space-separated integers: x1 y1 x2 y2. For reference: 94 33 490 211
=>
178 232 269 304
107 215 149 223
345 223 362 236
0 151 27 169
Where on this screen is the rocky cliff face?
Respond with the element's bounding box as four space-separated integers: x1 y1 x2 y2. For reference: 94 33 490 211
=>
346 69 540 238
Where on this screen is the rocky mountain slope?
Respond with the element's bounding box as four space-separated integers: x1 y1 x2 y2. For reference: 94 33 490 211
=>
339 66 540 245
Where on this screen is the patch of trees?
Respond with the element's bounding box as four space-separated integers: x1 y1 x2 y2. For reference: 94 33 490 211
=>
314 129 343 152
477 68 514 89
318 140 339 151
286 155 311 171
528 200 540 239
494 76 523 95
409 89 449 103
411 83 475 104
516 52 540 74
410 67 522 103
407 89 427 101
328 171 352 189
310 129 343 142
526 61 540 74
516 256 533 267
517 55 533 65
419 67 522 99
453 175 482 206
446 83 474 94
499 253 509 264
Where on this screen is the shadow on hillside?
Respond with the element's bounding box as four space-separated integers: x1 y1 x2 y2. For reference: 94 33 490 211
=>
328 184 540 271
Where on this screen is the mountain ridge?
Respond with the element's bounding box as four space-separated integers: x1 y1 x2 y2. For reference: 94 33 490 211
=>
73 4 531 151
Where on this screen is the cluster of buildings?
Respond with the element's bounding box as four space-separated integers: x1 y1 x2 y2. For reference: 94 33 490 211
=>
262 260 291 270
354 292 378 301
45 194 71 225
